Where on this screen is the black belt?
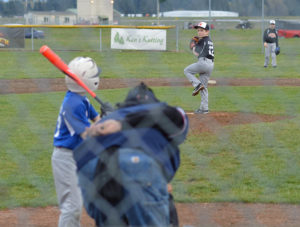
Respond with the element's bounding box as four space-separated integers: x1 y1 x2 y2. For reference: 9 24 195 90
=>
55 146 71 151
199 57 214 62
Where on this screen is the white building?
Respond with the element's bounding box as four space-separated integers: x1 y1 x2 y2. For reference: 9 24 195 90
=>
161 10 239 18
25 11 77 25
77 0 114 24
25 0 114 25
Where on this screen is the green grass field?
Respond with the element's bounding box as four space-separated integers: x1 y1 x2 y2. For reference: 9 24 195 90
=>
1 27 300 209
1 28 300 79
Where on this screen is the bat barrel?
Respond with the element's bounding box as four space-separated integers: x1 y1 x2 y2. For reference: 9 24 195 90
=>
40 45 69 73
39 45 49 54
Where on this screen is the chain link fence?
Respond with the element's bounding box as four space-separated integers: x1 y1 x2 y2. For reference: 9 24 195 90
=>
0 24 179 52
1 13 300 227
1 17 298 52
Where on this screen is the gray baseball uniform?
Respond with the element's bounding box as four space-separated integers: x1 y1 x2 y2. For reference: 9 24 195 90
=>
52 147 83 227
264 43 277 67
52 91 99 227
263 27 278 67
184 36 214 112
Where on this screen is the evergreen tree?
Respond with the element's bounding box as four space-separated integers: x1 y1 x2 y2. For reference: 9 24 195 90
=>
1 0 300 17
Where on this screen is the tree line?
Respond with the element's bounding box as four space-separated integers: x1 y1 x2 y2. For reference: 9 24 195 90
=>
0 0 76 17
114 0 300 16
0 0 300 17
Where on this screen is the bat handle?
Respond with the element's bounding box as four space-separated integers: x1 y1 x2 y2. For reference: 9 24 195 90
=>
95 96 105 106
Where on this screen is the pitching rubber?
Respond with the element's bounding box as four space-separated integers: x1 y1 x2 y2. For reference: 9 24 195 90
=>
208 80 217 85
186 112 195 115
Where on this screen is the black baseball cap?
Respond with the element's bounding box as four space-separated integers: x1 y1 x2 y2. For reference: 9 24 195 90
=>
194 22 210 30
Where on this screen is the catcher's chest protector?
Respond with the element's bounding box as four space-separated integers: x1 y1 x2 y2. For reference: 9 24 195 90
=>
79 147 170 226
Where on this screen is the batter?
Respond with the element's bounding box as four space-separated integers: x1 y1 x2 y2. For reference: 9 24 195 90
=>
52 57 101 227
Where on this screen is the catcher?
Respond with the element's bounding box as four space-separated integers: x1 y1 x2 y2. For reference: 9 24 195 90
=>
184 21 214 114
73 82 189 227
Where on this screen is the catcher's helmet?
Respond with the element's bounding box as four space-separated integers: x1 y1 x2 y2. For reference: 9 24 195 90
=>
117 82 160 108
275 46 280 55
66 57 101 93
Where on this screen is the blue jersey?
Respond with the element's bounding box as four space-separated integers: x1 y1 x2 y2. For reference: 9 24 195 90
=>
53 91 99 150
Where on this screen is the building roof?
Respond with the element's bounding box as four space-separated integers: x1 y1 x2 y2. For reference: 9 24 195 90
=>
27 11 77 16
161 10 239 18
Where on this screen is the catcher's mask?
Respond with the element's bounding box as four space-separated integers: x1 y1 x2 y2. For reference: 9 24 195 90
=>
117 82 159 108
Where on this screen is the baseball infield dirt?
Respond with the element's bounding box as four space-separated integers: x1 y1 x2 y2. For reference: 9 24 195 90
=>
1 77 300 227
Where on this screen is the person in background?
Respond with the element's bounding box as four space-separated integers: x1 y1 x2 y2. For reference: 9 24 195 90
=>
263 19 279 68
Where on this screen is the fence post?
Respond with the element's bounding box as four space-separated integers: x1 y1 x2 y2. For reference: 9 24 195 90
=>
176 25 179 52
261 0 265 53
31 27 34 51
99 28 102 52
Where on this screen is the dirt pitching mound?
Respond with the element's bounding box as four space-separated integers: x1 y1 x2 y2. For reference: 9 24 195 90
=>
187 111 290 134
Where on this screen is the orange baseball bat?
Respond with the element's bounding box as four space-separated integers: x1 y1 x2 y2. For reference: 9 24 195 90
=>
40 45 105 106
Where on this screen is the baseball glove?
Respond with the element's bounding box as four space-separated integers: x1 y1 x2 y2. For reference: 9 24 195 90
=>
275 46 280 55
189 36 200 50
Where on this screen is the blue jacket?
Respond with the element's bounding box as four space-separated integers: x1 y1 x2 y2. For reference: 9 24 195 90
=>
73 102 188 181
